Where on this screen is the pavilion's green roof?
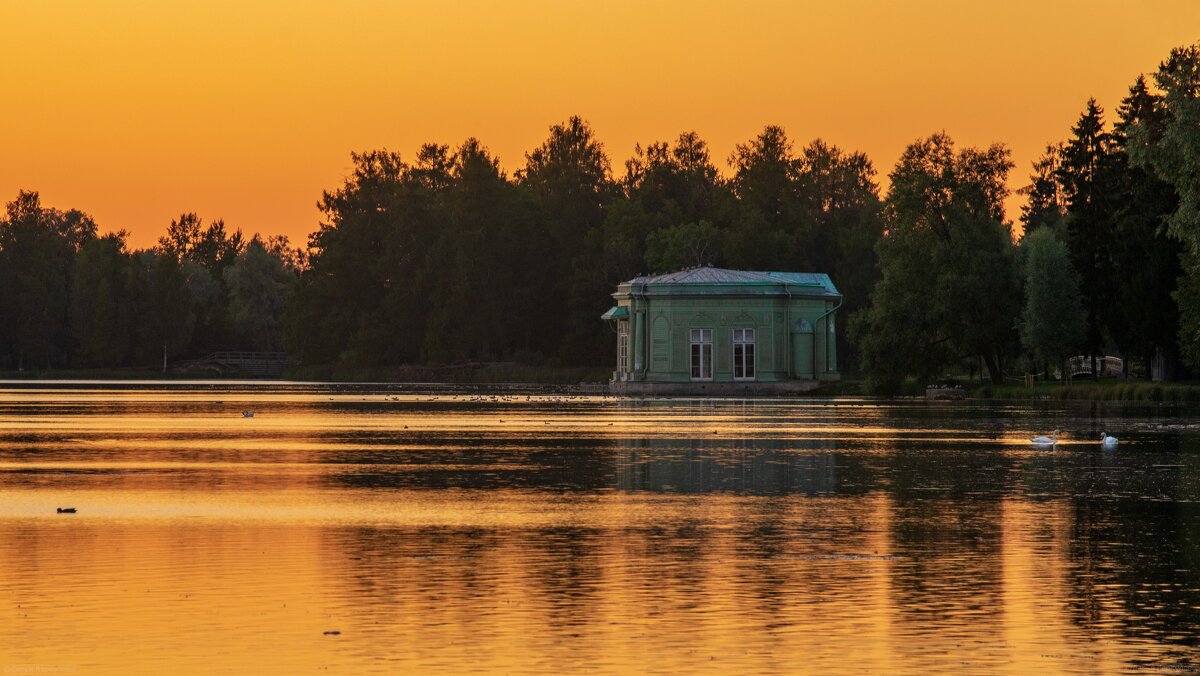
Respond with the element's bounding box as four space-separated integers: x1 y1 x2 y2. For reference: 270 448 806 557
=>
619 267 839 297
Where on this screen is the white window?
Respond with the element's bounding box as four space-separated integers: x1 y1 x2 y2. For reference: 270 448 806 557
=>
617 321 629 374
690 329 713 380
733 328 755 380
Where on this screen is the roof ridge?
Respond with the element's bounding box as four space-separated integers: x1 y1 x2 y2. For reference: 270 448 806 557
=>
623 267 839 295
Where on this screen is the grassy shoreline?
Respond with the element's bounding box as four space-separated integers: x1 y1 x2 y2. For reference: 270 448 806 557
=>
972 380 1200 402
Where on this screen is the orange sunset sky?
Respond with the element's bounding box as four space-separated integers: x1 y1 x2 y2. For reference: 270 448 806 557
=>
2 1 1197 248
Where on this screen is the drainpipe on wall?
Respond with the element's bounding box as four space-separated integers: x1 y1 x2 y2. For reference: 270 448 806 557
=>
781 283 793 378
634 282 649 380
813 295 843 378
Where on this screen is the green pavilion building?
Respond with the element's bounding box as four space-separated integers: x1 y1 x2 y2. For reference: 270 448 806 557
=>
601 267 841 394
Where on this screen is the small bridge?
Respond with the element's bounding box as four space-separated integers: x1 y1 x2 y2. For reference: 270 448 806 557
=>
1066 355 1124 379
173 352 299 378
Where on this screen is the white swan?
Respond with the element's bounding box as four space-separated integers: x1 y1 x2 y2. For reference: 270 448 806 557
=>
1030 429 1060 446
1100 432 1118 448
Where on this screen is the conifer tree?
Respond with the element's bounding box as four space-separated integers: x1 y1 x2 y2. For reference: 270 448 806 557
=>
1109 76 1182 377
1018 144 1067 238
1058 100 1121 364
1128 43 1200 372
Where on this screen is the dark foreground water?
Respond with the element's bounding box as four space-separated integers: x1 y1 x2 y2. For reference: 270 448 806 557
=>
1 383 1199 674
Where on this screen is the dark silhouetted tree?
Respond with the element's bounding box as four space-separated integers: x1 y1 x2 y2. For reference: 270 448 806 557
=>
1108 75 1182 377
1018 143 1067 238
286 149 418 367
1058 99 1121 364
72 232 133 367
519 117 615 364
852 133 1020 392
130 251 194 369
793 140 883 374
725 126 798 269
0 191 96 370
1128 43 1200 372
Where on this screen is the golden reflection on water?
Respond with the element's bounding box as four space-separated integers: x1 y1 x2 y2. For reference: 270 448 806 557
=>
0 385 1198 674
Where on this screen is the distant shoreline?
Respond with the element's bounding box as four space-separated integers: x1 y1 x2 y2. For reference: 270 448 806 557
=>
0 371 861 398
5 372 1197 403
0 362 611 386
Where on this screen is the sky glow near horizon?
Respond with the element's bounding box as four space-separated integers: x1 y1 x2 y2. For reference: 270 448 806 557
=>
2 0 1197 247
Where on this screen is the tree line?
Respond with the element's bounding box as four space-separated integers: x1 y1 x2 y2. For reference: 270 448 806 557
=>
2 41 1197 387
284 122 884 373
0 121 883 375
0 195 301 371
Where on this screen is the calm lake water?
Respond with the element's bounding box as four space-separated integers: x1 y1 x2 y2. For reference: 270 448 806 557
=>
1 382 1199 674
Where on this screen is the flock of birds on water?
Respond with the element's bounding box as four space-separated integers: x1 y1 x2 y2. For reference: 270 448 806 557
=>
236 392 1124 451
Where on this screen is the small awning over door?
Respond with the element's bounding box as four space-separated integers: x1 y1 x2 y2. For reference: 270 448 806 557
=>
601 306 630 321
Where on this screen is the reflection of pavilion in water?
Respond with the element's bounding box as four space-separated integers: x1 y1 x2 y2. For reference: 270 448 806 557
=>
615 435 840 494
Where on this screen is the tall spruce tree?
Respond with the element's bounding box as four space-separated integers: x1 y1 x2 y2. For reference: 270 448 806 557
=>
1058 99 1121 365
1128 43 1200 372
1019 143 1067 238
1109 76 1183 377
